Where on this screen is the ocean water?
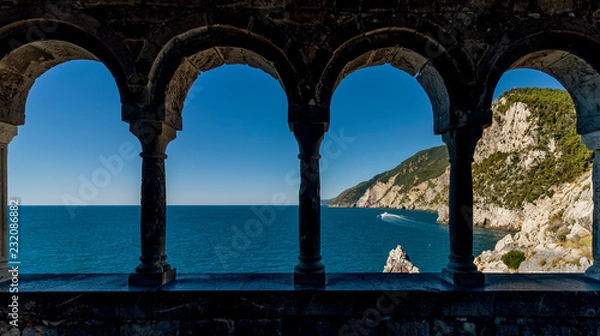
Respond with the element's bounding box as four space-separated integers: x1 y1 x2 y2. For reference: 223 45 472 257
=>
12 205 508 274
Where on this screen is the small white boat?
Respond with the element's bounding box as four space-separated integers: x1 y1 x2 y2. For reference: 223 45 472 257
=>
378 211 405 221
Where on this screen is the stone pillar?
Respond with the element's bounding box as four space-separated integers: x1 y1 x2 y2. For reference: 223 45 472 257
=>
291 122 327 287
441 126 485 286
0 122 17 283
581 130 600 279
128 120 177 286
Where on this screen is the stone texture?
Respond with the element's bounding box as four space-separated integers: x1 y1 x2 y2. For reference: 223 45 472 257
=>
2 274 600 336
0 0 597 130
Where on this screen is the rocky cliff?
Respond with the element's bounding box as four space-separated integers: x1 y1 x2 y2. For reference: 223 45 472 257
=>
329 145 449 212
475 171 593 273
329 88 593 234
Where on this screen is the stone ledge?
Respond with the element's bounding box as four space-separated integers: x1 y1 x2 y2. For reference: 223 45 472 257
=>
3 273 600 292
2 274 600 335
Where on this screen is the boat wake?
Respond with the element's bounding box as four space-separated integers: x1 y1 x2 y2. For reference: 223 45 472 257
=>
377 211 407 223
377 211 437 232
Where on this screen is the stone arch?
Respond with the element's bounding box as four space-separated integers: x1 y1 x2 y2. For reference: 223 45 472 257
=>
148 26 300 130
318 27 474 134
0 20 132 126
483 31 600 135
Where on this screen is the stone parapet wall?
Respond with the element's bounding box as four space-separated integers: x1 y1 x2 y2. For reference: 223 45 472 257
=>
2 274 600 335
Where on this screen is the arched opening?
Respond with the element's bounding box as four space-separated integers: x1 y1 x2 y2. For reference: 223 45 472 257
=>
324 61 508 273
7 59 139 273
325 64 442 273
483 47 600 135
316 31 499 279
318 41 454 131
474 55 596 272
147 27 300 128
0 40 98 124
163 63 297 273
0 35 130 125
160 47 286 128
123 28 304 279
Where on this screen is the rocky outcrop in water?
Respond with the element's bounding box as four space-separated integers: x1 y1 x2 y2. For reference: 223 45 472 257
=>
383 245 420 273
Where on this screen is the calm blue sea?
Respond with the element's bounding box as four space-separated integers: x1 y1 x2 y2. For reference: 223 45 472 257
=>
11 206 507 274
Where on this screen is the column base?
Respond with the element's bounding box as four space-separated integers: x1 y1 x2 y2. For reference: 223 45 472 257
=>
294 263 326 287
585 264 600 281
0 267 11 284
129 268 176 287
442 268 485 287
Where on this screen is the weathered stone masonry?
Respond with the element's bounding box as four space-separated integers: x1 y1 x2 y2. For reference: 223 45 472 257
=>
2 1 600 334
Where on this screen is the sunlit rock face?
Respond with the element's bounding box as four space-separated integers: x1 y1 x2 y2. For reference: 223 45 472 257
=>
383 245 420 273
331 89 593 234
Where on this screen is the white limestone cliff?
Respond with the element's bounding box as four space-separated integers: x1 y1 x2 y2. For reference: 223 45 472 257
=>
332 93 593 234
353 169 449 211
474 171 593 273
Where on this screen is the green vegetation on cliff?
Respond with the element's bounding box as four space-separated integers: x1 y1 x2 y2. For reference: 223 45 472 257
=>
501 250 526 270
379 146 449 188
473 88 593 209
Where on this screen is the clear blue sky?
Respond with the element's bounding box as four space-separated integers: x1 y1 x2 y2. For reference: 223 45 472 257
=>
7 62 564 205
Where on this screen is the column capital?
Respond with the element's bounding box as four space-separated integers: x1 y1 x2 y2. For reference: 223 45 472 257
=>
581 130 600 150
0 122 18 145
129 120 177 155
290 122 328 159
442 126 483 163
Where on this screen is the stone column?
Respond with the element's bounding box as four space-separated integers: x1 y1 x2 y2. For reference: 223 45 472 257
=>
292 122 327 287
581 130 600 279
441 126 485 286
128 120 177 286
0 122 17 283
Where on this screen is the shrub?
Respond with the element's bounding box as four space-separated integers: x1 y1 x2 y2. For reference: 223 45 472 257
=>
502 250 527 270
579 236 592 247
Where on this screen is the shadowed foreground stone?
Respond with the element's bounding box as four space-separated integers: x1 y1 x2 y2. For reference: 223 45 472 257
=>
2 273 600 335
